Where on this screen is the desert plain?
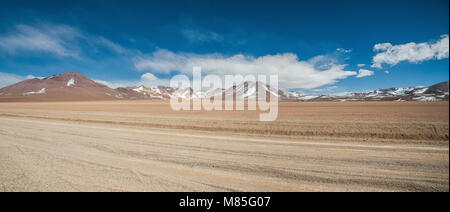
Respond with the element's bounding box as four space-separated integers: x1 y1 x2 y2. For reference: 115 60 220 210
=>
0 100 448 191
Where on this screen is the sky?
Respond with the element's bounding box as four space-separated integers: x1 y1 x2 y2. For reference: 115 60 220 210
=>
0 0 448 93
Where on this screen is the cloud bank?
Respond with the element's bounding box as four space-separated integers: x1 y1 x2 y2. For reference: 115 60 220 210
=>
372 34 449 68
134 49 357 89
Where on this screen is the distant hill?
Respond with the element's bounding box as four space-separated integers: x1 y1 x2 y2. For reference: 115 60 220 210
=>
0 72 448 102
285 81 449 102
0 72 120 102
116 85 176 100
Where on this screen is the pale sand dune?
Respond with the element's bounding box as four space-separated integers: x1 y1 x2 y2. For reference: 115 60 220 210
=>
0 101 448 191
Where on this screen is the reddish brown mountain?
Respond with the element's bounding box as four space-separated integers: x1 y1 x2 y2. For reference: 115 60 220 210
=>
0 72 120 102
1 72 448 102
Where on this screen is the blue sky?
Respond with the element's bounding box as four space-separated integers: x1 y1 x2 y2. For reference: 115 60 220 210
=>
0 0 448 93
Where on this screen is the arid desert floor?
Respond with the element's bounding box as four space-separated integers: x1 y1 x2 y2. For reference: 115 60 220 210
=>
0 101 448 191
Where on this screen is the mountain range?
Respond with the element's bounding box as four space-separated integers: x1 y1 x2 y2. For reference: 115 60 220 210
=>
0 72 448 102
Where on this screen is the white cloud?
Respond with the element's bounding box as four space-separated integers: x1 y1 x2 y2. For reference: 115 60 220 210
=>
357 64 366 67
327 85 338 90
181 28 223 43
0 23 130 58
140 73 169 86
309 85 339 92
95 36 131 55
336 48 352 53
134 49 357 89
372 34 449 68
356 69 374 78
0 24 83 57
94 73 169 88
384 70 390 74
94 80 130 89
179 19 224 43
0 72 41 88
307 55 340 70
0 72 24 88
373 43 393 51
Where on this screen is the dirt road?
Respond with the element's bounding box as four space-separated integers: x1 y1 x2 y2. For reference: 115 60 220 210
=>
0 101 448 191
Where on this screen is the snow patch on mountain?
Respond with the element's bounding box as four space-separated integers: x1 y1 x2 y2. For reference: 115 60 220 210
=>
243 86 256 98
298 95 319 100
263 85 279 97
151 86 161 94
23 88 46 95
67 78 75 87
412 96 439 102
171 89 192 100
389 87 414 95
413 87 428 94
133 86 145 93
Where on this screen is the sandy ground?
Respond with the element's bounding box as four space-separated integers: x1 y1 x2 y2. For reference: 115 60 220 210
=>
0 101 448 191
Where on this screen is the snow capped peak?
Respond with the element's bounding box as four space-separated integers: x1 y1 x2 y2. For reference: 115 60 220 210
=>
391 87 414 95
132 85 145 93
150 86 161 94
67 78 75 87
